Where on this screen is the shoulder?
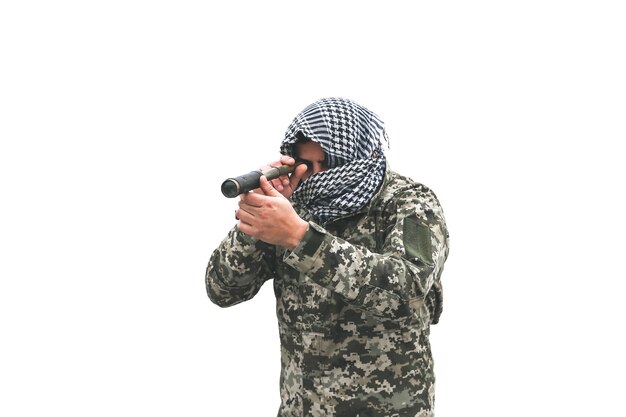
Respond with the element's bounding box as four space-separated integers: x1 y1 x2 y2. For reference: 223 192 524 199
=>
373 170 444 215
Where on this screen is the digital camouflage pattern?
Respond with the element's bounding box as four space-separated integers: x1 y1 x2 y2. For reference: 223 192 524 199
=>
206 170 449 417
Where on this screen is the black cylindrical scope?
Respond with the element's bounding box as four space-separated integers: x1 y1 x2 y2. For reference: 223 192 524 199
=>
221 162 307 198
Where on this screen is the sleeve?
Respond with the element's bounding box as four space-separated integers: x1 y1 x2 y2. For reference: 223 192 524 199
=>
205 226 276 308
283 188 449 320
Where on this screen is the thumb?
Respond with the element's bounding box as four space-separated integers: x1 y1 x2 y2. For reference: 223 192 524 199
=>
259 175 281 197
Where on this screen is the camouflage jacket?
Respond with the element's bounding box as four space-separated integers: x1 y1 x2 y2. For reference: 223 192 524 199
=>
206 170 449 417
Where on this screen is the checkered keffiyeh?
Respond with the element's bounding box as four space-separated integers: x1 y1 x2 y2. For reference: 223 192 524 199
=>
280 97 389 225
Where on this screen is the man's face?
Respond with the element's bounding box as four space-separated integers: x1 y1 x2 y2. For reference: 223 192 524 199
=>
295 140 328 181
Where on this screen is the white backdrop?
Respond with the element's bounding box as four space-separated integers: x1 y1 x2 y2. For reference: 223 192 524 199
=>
1 1 625 416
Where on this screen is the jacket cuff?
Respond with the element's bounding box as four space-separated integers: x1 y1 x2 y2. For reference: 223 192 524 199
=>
283 222 326 272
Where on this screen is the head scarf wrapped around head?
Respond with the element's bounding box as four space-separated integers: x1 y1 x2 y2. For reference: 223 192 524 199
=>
280 97 389 224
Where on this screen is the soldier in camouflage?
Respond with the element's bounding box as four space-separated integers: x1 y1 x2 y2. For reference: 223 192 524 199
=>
206 98 449 417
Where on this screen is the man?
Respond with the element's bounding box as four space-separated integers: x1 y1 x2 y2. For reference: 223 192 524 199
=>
206 97 449 417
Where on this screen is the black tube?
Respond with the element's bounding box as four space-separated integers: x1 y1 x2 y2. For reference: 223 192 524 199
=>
221 163 306 198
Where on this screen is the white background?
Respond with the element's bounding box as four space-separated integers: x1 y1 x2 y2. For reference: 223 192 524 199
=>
1 1 625 416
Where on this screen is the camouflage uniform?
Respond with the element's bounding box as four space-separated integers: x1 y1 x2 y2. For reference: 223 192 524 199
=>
206 170 449 417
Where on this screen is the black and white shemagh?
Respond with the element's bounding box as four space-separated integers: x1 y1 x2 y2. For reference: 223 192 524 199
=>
280 97 389 225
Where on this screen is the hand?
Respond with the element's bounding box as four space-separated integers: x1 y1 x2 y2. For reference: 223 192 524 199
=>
236 176 309 250
258 155 308 199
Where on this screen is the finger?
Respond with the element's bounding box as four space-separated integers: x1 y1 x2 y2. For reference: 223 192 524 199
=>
262 161 286 192
239 192 263 209
236 219 255 236
270 173 284 191
280 155 295 166
238 190 263 207
259 175 281 197
236 207 255 224
289 163 308 190
240 189 270 208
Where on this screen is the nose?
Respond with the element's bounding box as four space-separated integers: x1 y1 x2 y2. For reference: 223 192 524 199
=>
311 162 325 174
